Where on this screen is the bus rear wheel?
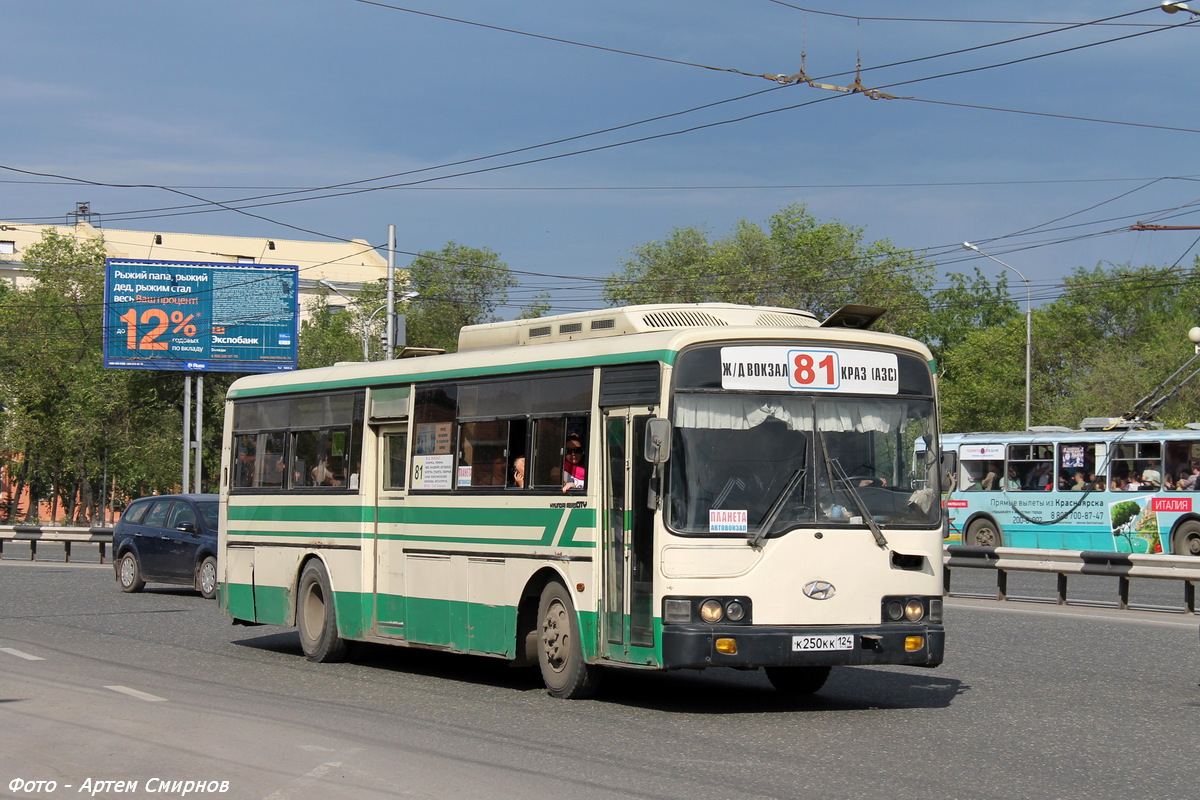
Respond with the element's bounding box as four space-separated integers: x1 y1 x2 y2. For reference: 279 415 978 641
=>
765 665 831 697
297 560 348 663
964 518 1002 547
1171 521 1200 556
537 581 601 699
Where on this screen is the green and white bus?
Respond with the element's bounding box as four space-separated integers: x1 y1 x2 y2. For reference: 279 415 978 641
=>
218 303 945 698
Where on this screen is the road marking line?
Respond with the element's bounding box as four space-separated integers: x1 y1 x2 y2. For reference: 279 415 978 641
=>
263 762 344 800
104 685 168 702
0 647 45 661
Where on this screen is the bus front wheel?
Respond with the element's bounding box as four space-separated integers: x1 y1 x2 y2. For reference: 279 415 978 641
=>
537 581 601 699
1171 521 1200 556
297 560 348 663
964 518 1002 547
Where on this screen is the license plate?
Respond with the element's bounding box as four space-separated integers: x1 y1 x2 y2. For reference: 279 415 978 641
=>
792 634 854 652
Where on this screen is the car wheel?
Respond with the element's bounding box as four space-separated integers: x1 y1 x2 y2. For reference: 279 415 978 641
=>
537 581 601 699
196 556 218 600
117 552 145 593
297 560 347 663
765 665 832 697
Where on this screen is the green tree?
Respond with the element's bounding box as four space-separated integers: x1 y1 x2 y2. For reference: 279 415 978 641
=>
602 204 937 337
937 261 1200 432
298 287 377 368
0 229 235 521
403 242 516 353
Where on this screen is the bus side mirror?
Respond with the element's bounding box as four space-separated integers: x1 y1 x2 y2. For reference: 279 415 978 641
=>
644 418 672 464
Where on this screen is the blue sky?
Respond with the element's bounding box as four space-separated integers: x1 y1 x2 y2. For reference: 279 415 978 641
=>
5 1 1199 317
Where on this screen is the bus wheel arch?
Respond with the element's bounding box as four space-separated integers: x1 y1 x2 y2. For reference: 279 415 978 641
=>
963 515 1003 547
1169 518 1200 556
514 568 564 667
535 578 601 699
296 556 348 663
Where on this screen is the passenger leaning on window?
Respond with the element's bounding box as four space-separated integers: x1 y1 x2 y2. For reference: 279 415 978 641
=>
562 434 586 493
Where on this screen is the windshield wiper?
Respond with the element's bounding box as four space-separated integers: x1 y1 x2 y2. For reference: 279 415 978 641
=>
818 431 889 550
747 468 805 549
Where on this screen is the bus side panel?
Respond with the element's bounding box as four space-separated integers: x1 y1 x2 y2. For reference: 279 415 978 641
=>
222 546 256 621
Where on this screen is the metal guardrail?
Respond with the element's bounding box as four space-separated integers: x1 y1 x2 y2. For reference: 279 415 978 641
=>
0 525 114 564
944 544 1200 613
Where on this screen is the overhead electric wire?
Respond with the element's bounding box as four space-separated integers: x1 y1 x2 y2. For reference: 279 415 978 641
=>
9 4 1189 227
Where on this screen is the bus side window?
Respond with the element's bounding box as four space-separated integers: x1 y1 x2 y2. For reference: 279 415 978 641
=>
532 418 567 488
384 432 407 491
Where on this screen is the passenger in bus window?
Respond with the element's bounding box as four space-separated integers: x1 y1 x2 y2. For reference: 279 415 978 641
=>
1162 472 1176 491
562 434 586 493
511 456 526 488
1026 463 1050 490
1092 477 1106 491
1141 460 1162 489
1125 474 1143 491
980 462 999 491
1069 471 1086 491
1179 466 1198 490
1110 475 1126 491
1001 466 1022 491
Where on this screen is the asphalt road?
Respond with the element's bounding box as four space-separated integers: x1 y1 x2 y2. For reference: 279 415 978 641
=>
1 561 1197 800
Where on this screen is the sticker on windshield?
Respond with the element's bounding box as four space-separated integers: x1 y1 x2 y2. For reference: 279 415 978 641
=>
719 347 899 394
710 509 748 533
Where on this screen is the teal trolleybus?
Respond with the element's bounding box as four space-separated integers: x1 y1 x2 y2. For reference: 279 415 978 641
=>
940 424 1200 555
218 303 945 698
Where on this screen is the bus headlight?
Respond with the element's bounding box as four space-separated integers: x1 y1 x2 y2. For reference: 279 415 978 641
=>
885 600 904 621
904 599 925 621
700 599 724 623
662 596 753 625
881 595 940 624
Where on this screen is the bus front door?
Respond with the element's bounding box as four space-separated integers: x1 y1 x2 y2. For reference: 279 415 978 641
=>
601 411 657 665
374 424 409 638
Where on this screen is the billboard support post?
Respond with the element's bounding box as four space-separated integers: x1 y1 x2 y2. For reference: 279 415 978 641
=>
182 375 192 495
194 375 203 493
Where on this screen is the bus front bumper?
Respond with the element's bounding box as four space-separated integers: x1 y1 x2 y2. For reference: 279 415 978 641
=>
661 624 945 670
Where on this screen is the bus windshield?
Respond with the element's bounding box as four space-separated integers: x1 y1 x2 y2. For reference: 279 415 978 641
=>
666 394 939 536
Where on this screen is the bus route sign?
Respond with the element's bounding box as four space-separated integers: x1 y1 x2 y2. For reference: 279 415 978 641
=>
103 259 299 373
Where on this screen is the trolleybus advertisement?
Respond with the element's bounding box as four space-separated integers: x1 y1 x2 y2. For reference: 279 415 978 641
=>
103 259 299 373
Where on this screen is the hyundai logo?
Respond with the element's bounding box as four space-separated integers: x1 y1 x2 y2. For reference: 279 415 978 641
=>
803 580 836 600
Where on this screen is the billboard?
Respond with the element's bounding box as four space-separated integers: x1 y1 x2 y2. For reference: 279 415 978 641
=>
103 259 298 373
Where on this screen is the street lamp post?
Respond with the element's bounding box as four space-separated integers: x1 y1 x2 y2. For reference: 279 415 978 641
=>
318 279 373 361
962 242 1033 431
318 279 419 361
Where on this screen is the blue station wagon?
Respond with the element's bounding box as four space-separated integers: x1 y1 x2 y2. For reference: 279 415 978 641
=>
113 494 219 599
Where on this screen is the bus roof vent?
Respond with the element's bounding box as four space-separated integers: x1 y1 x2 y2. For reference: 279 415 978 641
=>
456 303 820 350
756 311 814 327
641 309 729 329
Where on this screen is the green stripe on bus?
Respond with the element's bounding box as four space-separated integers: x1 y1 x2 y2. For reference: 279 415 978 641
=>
226 582 650 664
227 349 678 399
228 506 596 548
228 505 369 523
